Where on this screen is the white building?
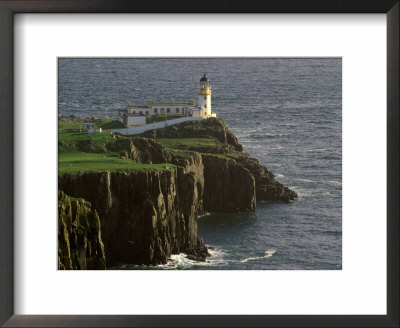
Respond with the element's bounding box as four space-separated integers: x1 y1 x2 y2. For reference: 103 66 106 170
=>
82 122 96 130
118 74 217 127
82 122 103 134
120 113 147 127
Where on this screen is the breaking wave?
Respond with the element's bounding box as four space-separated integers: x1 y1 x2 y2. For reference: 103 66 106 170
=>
240 250 276 263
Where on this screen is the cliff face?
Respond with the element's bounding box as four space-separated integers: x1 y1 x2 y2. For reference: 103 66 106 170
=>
58 190 106 270
58 148 258 267
59 164 208 266
227 153 298 203
58 117 297 268
143 118 298 203
202 154 256 212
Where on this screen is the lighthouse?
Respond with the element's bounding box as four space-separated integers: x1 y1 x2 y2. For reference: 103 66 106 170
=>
119 74 216 126
198 74 212 116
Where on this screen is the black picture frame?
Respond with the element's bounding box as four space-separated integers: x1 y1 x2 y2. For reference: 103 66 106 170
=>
0 1 398 327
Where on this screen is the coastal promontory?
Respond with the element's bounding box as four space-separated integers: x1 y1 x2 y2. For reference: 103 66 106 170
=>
58 117 298 268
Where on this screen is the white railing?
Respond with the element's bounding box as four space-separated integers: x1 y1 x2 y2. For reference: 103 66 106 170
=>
107 117 205 136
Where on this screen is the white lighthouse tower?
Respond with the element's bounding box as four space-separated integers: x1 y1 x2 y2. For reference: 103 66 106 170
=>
198 74 212 116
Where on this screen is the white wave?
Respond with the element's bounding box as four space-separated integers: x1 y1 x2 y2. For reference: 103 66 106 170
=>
268 145 284 150
307 148 327 152
329 180 342 186
289 186 312 197
296 178 315 183
206 248 229 265
240 250 276 263
275 173 285 178
158 247 228 269
160 254 202 269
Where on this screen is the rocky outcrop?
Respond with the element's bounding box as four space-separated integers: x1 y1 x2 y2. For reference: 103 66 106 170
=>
77 139 107 153
109 137 172 164
141 119 298 202
58 190 106 270
59 164 208 266
227 153 298 203
143 118 243 152
202 154 256 212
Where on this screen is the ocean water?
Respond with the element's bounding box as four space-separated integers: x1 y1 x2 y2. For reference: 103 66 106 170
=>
59 58 342 270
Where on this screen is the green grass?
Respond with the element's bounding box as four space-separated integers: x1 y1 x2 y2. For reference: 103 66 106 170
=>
59 152 175 174
171 149 195 157
58 131 116 153
58 120 179 173
200 152 236 159
58 121 82 133
95 118 125 129
157 138 217 149
58 120 223 174
58 119 124 135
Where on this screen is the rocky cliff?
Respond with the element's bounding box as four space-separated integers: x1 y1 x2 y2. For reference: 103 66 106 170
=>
202 154 256 212
143 118 243 152
58 190 106 270
58 117 297 269
145 118 298 203
59 158 208 267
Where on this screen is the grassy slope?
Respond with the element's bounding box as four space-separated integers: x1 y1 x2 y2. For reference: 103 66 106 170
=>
58 120 232 174
58 119 125 133
59 130 116 152
59 121 174 173
59 151 174 174
157 138 217 149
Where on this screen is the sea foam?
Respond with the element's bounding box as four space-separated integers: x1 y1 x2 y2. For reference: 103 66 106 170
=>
240 250 276 263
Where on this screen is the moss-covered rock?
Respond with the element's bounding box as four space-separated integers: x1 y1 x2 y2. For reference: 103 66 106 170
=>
58 190 106 270
142 118 243 152
108 137 172 163
77 139 107 153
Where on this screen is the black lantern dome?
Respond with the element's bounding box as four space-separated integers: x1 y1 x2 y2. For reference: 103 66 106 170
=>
200 74 208 82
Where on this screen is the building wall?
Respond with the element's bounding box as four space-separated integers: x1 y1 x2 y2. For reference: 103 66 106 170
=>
128 105 188 116
126 116 147 127
111 117 205 136
150 105 186 116
190 110 202 118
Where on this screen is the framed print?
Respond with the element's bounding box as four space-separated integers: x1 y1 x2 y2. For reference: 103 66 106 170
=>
1 0 398 327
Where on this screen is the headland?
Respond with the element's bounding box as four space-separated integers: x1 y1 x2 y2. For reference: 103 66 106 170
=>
58 117 298 269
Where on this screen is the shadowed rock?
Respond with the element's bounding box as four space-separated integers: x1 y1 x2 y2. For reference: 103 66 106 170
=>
58 190 106 270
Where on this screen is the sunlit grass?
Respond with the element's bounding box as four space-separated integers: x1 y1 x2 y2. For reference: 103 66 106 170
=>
58 152 175 174
157 138 217 149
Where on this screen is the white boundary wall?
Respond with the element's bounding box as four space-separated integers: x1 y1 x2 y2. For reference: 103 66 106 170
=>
109 117 204 136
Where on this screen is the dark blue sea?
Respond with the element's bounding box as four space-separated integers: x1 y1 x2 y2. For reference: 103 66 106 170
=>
59 58 342 270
